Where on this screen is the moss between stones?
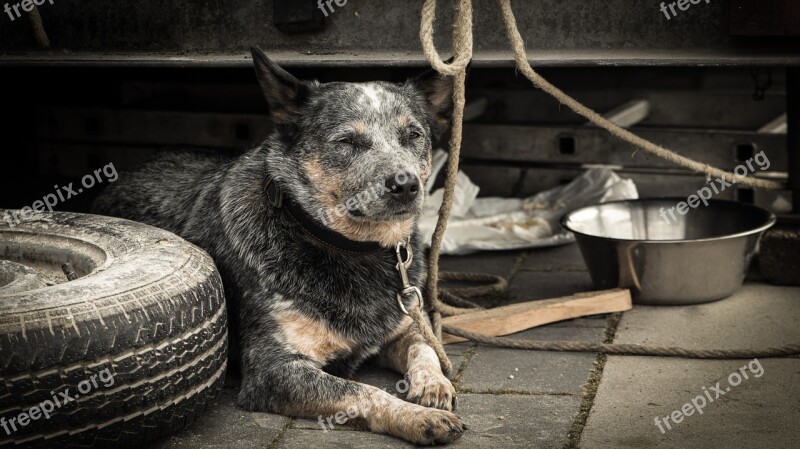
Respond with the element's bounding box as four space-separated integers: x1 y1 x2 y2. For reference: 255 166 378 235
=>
564 312 621 449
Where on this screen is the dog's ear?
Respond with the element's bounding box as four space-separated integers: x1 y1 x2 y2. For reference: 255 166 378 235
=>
413 67 456 140
251 46 310 123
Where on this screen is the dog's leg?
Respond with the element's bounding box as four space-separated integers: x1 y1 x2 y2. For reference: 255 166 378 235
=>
238 360 464 445
380 318 458 411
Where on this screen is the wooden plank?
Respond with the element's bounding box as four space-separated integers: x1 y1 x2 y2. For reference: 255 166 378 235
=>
460 124 788 172
441 289 633 344
35 107 273 148
468 88 787 130
459 164 742 201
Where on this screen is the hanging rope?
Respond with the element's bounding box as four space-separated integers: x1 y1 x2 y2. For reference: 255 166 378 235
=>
495 0 782 190
411 0 799 374
28 5 50 48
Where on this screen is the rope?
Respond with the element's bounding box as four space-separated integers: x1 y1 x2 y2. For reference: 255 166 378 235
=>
411 0 800 370
420 0 472 76
28 5 50 48
412 0 473 376
437 280 800 359
496 0 782 190
439 272 506 314
442 324 800 359
410 304 453 375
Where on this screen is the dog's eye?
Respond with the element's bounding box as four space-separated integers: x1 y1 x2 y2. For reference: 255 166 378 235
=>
336 136 354 145
409 131 422 140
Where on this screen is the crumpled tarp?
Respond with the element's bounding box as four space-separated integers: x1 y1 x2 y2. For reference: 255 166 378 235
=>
418 150 639 255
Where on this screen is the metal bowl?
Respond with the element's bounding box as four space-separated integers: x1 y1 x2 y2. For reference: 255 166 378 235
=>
561 198 776 305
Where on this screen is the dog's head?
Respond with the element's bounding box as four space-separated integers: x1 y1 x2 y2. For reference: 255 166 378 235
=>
252 47 454 247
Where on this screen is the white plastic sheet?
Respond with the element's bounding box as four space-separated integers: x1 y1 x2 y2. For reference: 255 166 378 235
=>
418 150 639 255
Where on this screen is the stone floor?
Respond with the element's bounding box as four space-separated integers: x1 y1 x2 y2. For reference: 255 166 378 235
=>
150 244 800 449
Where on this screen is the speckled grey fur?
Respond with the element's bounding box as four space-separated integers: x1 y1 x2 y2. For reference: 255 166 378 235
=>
93 48 466 445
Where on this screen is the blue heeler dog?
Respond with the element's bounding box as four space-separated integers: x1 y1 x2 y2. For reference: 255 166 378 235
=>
92 47 465 445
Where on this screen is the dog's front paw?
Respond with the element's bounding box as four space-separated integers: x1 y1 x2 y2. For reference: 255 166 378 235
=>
399 406 466 445
406 368 457 411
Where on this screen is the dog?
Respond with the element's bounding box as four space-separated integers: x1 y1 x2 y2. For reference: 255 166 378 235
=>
92 47 465 445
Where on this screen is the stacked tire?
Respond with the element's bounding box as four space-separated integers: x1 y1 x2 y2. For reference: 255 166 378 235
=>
0 211 227 448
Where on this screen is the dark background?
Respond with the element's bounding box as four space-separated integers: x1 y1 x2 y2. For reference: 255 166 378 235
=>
1 0 797 214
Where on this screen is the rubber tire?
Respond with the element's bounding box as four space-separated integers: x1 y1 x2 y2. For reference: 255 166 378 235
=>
0 260 47 296
0 211 228 449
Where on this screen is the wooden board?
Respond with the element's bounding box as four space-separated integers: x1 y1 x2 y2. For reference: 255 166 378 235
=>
441 289 632 344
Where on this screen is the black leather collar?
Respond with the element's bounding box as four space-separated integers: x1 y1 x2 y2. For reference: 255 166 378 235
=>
265 175 385 255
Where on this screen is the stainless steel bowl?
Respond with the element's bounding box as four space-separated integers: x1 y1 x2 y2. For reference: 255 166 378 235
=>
561 198 776 305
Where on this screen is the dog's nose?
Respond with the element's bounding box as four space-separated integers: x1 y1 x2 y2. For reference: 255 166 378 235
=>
385 172 420 203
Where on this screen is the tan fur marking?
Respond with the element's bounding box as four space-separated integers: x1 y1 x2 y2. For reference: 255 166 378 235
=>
326 386 454 438
397 115 411 127
352 121 369 133
353 387 416 433
385 315 413 344
282 380 462 443
304 156 343 215
329 217 414 247
320 387 403 431
270 109 289 123
420 152 433 185
380 318 424 373
407 342 440 373
304 157 415 247
349 386 461 443
274 309 352 364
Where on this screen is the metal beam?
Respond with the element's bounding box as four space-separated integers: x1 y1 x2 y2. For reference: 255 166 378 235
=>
1 0 798 67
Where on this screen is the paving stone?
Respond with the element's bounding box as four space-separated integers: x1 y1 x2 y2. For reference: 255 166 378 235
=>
151 387 288 449
459 353 595 394
353 355 464 390
512 325 606 343
520 243 588 272
581 357 800 449
450 394 580 448
353 365 408 392
282 394 581 449
445 340 476 356
278 429 413 449
460 326 605 394
293 416 367 433
580 282 800 448
548 317 608 328
439 250 522 278
508 270 595 304
613 283 800 349
147 274 800 448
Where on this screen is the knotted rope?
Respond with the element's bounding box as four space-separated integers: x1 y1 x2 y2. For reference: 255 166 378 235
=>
410 0 798 377
28 5 50 48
